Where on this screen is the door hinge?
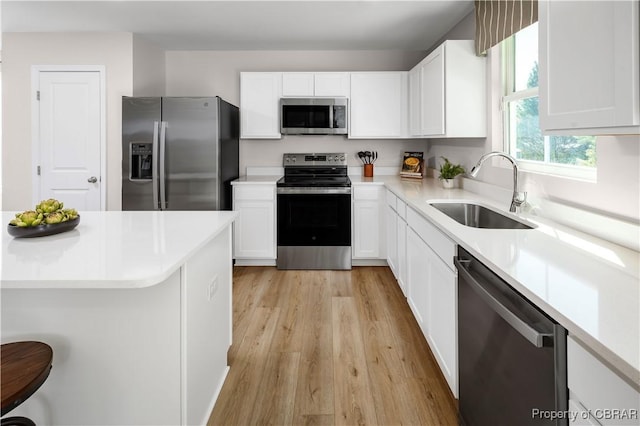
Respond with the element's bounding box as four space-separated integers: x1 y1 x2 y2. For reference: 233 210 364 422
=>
37 165 41 176
36 91 40 101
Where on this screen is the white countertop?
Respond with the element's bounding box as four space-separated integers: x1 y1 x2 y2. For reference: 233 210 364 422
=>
1 211 238 289
231 175 281 184
357 175 640 388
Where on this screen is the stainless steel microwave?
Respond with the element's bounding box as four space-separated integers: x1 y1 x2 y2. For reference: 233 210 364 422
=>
280 97 348 135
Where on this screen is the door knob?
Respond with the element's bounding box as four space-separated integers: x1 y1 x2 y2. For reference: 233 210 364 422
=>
87 176 98 183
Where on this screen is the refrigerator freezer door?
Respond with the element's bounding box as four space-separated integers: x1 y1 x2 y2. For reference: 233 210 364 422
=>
122 97 162 210
162 97 220 210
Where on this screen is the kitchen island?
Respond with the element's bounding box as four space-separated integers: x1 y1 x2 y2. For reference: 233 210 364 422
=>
1 210 237 425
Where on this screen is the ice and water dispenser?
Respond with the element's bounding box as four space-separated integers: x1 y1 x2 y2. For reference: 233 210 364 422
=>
129 142 153 181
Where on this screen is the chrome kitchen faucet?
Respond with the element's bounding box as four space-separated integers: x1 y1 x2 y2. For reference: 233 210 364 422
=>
469 152 527 213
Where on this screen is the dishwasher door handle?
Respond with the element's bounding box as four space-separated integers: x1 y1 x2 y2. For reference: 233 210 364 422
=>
454 257 554 348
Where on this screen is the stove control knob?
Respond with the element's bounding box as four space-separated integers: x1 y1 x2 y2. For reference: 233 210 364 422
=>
339 155 345 161
292 157 296 162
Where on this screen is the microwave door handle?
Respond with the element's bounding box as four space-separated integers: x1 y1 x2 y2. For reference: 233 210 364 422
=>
329 105 334 129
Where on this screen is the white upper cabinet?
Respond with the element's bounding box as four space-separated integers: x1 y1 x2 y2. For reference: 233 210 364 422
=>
349 72 408 139
314 72 350 97
281 72 314 96
539 0 639 135
409 40 486 138
240 72 282 139
420 45 446 136
281 72 350 97
408 66 422 137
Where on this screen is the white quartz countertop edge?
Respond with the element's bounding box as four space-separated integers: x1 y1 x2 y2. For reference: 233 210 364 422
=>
2 211 238 290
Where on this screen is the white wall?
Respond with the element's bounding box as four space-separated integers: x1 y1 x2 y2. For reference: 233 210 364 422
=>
2 32 134 211
133 35 165 96
165 50 429 173
426 13 640 224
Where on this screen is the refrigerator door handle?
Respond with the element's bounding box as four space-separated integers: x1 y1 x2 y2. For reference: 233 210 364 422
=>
152 121 160 209
159 121 168 209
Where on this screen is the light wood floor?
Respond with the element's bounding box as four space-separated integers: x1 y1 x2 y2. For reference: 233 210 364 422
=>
207 266 458 426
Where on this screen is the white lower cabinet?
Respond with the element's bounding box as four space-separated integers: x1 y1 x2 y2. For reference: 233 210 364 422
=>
568 336 640 426
406 227 430 329
352 185 386 259
386 204 398 274
386 190 408 295
396 212 407 295
406 207 458 397
425 244 457 397
232 183 276 264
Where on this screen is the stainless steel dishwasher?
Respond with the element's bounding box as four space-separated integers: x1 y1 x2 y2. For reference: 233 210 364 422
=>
455 247 568 426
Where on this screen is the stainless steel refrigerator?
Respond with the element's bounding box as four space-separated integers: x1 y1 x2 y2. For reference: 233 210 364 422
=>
122 97 239 211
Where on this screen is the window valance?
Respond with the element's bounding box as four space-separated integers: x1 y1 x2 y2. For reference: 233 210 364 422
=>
475 0 538 55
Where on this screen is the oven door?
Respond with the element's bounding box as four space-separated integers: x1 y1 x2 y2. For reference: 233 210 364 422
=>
277 187 351 269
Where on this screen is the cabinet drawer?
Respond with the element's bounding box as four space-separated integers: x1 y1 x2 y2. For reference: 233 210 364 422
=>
354 185 382 201
568 336 640 425
396 199 407 220
233 185 275 201
386 190 398 210
407 207 455 270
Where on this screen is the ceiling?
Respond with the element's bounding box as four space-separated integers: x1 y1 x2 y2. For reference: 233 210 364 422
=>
1 1 474 51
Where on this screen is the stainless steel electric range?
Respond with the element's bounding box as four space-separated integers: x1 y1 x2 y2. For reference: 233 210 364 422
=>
276 153 352 270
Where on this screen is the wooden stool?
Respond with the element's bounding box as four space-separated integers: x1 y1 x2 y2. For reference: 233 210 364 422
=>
1 342 53 426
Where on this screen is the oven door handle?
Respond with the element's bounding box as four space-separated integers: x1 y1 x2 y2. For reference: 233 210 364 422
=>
454 257 554 348
277 187 351 195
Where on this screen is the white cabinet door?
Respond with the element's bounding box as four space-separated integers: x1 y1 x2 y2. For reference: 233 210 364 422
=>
314 72 350 97
406 208 458 397
232 185 276 261
396 215 407 296
421 45 446 136
282 72 314 96
353 185 385 259
568 336 640 426
349 72 408 138
240 72 282 139
282 72 350 97
539 0 639 135
408 65 422 137
426 249 457 398
406 227 430 334
386 204 398 276
409 40 486 138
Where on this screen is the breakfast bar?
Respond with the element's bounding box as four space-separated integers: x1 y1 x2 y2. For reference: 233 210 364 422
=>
1 210 237 425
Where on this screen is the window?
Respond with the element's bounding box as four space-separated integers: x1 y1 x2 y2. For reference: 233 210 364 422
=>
502 23 596 180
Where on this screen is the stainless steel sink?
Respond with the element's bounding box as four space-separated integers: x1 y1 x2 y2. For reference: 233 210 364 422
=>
430 202 534 229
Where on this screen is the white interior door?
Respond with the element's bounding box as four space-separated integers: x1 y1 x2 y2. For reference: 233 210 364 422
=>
36 70 102 210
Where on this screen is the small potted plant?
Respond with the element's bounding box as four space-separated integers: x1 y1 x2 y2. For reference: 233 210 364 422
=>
438 157 465 189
